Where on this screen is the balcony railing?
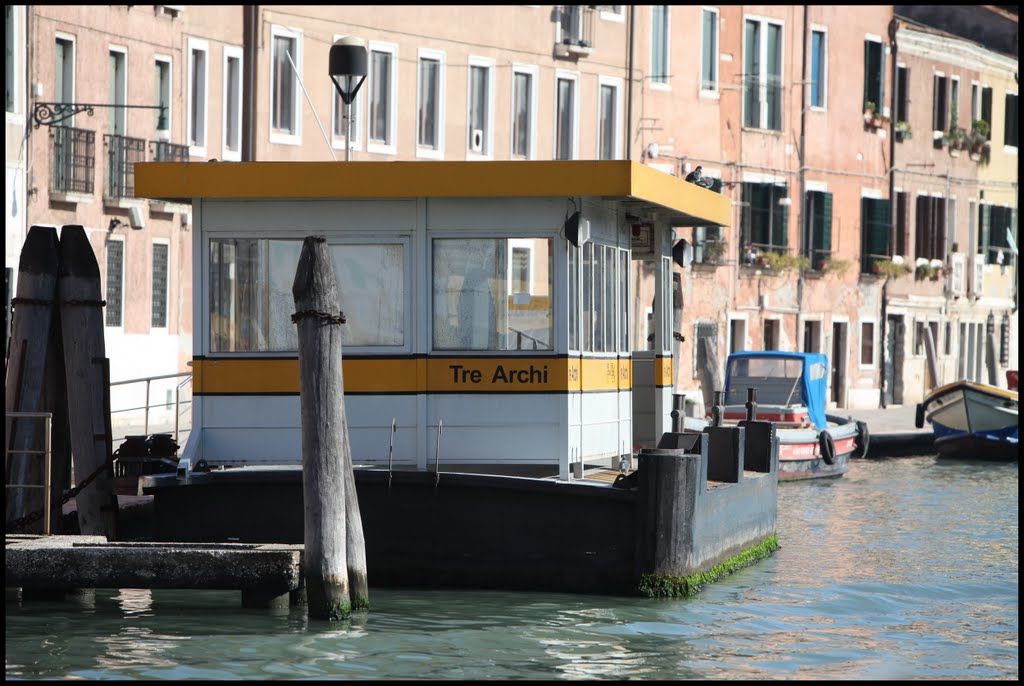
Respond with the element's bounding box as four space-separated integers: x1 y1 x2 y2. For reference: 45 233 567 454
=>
50 125 95 194
150 140 189 162
104 133 147 199
558 5 595 53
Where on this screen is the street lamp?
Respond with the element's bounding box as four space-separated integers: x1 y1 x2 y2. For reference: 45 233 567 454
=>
329 37 367 162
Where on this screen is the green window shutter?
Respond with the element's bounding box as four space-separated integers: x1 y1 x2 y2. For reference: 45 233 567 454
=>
877 44 886 114
820 192 833 253
863 41 870 109
860 197 870 272
979 203 991 263
873 198 891 258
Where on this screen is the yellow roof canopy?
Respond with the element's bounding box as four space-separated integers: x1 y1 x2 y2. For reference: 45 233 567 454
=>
134 160 730 227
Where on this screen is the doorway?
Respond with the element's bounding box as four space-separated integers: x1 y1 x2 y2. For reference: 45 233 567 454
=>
884 314 905 405
831 322 847 406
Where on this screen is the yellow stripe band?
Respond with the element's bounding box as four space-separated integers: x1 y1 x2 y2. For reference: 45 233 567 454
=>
192 356 646 395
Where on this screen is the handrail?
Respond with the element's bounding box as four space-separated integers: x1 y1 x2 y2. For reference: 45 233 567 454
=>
109 372 192 447
5 411 53 535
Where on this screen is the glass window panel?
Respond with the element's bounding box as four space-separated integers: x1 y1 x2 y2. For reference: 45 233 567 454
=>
418 58 439 149
556 77 574 160
330 244 405 346
272 36 295 132
619 249 628 352
370 50 391 143
432 238 552 351
469 65 488 152
513 72 531 157
568 244 579 351
701 9 717 90
599 84 615 160
810 31 824 107
651 6 668 83
582 241 594 352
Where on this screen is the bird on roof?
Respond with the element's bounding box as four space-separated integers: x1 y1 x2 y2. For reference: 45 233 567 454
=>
685 165 715 189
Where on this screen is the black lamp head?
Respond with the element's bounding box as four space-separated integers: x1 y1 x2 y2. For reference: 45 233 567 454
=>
329 37 368 105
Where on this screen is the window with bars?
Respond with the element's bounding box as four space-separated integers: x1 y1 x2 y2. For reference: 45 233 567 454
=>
105 240 124 328
152 243 168 328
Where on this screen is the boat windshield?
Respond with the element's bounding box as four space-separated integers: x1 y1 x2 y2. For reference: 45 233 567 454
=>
725 357 805 406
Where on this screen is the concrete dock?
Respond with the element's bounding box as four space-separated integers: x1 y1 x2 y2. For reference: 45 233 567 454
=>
840 404 936 457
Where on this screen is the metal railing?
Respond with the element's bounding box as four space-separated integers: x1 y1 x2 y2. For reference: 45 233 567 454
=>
50 125 95 194
150 140 188 162
5 412 53 535
104 133 147 199
109 372 192 447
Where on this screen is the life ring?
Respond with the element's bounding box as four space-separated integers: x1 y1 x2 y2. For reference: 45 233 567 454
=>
852 420 870 459
818 430 836 465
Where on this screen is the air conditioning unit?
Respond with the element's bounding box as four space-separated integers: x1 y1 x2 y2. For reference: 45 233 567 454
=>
470 128 484 153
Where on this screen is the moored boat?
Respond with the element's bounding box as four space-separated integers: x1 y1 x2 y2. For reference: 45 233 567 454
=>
721 351 867 481
915 380 1019 461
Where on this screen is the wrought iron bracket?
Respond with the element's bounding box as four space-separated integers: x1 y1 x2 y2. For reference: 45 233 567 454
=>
32 102 168 129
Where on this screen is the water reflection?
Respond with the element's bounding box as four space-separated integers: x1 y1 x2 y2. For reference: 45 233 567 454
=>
5 458 1018 680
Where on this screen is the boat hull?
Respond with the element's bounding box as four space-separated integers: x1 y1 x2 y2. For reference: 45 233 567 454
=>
776 424 857 481
922 381 1018 460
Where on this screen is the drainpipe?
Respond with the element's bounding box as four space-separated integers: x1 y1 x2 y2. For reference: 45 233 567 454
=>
879 17 898 408
626 5 635 161
242 5 259 162
797 5 808 312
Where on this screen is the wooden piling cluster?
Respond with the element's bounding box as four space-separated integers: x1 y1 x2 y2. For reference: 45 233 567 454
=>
5 226 118 539
292 235 369 620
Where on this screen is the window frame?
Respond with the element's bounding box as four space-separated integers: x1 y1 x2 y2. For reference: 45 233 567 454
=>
269 24 302 145
105 237 125 330
416 48 446 160
650 5 671 91
108 46 128 136
186 37 208 157
367 41 399 155
858 320 877 369
596 75 622 160
554 68 580 161
466 55 495 160
700 7 720 96
1004 90 1018 152
863 34 886 116
154 55 173 139
510 63 539 160
808 25 827 110
222 45 243 161
6 6 24 122
151 239 170 330
743 14 784 131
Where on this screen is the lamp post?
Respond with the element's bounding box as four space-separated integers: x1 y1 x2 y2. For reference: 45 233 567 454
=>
329 37 368 162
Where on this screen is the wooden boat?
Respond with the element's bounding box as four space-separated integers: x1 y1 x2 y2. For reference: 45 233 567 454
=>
915 381 1019 461
720 351 867 481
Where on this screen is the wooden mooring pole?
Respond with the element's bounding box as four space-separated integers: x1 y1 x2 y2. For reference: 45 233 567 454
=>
6 226 60 533
292 236 368 620
697 336 722 416
58 226 118 539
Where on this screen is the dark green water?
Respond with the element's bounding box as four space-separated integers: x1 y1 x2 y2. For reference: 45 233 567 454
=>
6 456 1018 680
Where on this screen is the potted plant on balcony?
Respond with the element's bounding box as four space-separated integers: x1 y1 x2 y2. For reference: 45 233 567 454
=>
894 120 912 141
969 120 991 160
863 101 888 129
872 255 911 279
703 238 727 265
928 258 945 281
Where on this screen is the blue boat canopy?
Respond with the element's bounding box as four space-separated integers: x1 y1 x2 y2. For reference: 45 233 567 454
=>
723 351 830 430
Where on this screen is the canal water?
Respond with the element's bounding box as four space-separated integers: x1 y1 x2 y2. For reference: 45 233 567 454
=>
5 455 1017 680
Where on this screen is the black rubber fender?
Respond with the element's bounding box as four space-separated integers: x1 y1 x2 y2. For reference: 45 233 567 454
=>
915 403 925 429
818 430 836 465
852 420 870 459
